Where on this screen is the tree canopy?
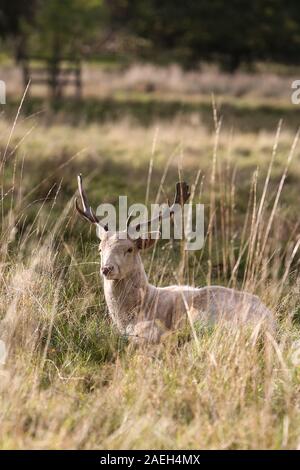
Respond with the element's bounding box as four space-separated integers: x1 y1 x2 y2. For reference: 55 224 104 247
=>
1 0 300 70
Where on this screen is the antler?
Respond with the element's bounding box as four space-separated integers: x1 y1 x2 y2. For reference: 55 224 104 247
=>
75 174 108 230
127 181 190 236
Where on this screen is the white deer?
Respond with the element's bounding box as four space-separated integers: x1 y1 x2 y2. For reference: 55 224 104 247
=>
76 175 274 344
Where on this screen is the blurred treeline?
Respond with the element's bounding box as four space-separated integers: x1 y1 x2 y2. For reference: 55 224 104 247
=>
1 0 300 70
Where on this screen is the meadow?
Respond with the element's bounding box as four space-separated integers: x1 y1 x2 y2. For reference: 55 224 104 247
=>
1 63 300 449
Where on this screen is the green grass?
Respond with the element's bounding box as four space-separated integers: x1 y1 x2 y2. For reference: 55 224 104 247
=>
1 90 300 449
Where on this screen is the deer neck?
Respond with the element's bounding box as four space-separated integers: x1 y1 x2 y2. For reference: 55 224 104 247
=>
103 255 151 332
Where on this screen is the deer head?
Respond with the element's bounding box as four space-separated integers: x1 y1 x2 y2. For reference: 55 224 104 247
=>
75 174 190 280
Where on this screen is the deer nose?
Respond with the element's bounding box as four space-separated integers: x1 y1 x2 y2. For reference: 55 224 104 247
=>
101 265 114 277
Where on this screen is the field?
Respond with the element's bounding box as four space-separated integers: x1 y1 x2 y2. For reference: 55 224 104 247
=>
1 63 300 449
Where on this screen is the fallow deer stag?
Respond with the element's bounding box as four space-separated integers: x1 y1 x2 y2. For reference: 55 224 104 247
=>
76 175 274 344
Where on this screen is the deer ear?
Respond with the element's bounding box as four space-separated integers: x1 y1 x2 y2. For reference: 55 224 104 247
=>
135 236 157 250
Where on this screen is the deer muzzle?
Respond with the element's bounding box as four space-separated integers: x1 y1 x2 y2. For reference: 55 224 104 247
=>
101 265 114 277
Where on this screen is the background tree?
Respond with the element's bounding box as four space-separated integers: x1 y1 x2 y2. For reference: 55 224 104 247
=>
2 0 300 71
24 0 107 61
0 0 37 61
106 0 300 70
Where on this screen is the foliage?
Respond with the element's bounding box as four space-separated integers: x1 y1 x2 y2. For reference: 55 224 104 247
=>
2 0 300 68
107 0 300 69
25 0 106 59
0 0 107 60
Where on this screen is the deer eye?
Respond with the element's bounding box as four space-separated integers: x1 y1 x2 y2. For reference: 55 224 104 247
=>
126 247 133 254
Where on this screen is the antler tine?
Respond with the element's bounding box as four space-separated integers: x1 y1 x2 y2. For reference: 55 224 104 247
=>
126 209 136 231
75 174 99 224
158 181 190 223
173 181 190 207
127 181 190 235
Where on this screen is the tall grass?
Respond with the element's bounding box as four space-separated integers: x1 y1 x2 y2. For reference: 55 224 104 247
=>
0 96 300 449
